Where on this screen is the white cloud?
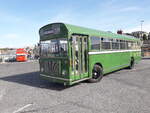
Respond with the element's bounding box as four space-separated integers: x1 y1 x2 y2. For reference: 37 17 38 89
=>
48 10 76 24
1 33 20 39
120 6 140 12
0 34 20 48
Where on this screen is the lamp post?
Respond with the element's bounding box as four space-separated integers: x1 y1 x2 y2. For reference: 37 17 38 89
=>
140 20 144 38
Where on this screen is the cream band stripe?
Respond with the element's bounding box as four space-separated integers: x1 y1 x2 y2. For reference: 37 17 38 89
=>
88 49 141 55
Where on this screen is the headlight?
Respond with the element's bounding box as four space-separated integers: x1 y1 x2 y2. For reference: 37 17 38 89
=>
62 70 67 75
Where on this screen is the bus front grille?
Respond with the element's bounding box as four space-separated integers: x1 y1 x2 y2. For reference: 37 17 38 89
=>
43 60 60 75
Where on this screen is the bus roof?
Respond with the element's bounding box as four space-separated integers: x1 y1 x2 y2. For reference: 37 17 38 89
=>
63 23 140 42
40 23 140 42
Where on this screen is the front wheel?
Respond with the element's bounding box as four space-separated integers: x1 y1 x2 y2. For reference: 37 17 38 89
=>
88 65 103 83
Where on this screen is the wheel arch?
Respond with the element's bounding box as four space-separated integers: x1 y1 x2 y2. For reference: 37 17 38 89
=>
94 62 103 69
88 62 104 83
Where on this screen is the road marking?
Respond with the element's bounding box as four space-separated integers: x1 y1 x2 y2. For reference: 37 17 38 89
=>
0 95 3 100
13 103 33 113
0 89 6 101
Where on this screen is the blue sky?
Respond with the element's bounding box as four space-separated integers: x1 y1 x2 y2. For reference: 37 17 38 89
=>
0 0 150 48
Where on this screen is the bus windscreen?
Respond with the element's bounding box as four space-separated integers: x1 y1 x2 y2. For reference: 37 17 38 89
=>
40 38 68 57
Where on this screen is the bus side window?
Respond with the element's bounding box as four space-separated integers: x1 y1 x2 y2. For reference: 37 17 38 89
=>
90 36 100 51
128 41 132 49
131 42 134 49
134 42 136 49
137 42 141 49
126 41 129 49
130 41 135 49
137 42 139 49
125 41 127 49
101 38 111 50
112 39 119 50
120 40 126 49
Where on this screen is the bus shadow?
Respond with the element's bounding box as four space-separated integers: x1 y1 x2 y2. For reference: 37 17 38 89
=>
104 68 128 77
142 57 150 60
0 71 72 91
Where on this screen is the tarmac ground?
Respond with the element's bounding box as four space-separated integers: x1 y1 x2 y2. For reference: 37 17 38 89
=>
0 59 150 113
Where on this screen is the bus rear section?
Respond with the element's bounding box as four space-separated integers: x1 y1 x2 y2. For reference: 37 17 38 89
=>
16 48 28 62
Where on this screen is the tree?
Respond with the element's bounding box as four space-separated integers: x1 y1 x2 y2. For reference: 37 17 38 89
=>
143 34 148 40
148 32 150 40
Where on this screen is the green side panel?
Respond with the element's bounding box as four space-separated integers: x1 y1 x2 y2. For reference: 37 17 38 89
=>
88 51 141 77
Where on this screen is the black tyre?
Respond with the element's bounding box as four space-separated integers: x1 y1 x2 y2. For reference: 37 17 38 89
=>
128 58 135 69
88 65 103 83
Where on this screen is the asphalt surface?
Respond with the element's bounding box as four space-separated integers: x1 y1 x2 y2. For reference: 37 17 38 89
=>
0 59 150 113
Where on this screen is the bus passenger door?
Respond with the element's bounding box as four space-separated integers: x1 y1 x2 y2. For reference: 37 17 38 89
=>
71 35 88 80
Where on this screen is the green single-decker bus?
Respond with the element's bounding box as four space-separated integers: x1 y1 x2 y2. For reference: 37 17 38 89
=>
39 23 141 85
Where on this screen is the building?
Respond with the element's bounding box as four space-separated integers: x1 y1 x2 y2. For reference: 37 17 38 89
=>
131 31 149 40
141 39 150 57
0 48 16 62
123 31 150 57
0 48 16 55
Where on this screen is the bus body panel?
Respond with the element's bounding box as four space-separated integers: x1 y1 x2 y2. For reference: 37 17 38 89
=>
88 51 141 76
16 55 27 62
16 48 28 62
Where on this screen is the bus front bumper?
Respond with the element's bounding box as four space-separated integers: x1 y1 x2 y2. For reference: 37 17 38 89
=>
40 74 71 85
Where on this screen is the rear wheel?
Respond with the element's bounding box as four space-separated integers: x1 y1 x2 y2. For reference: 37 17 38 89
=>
128 58 135 69
88 65 103 83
